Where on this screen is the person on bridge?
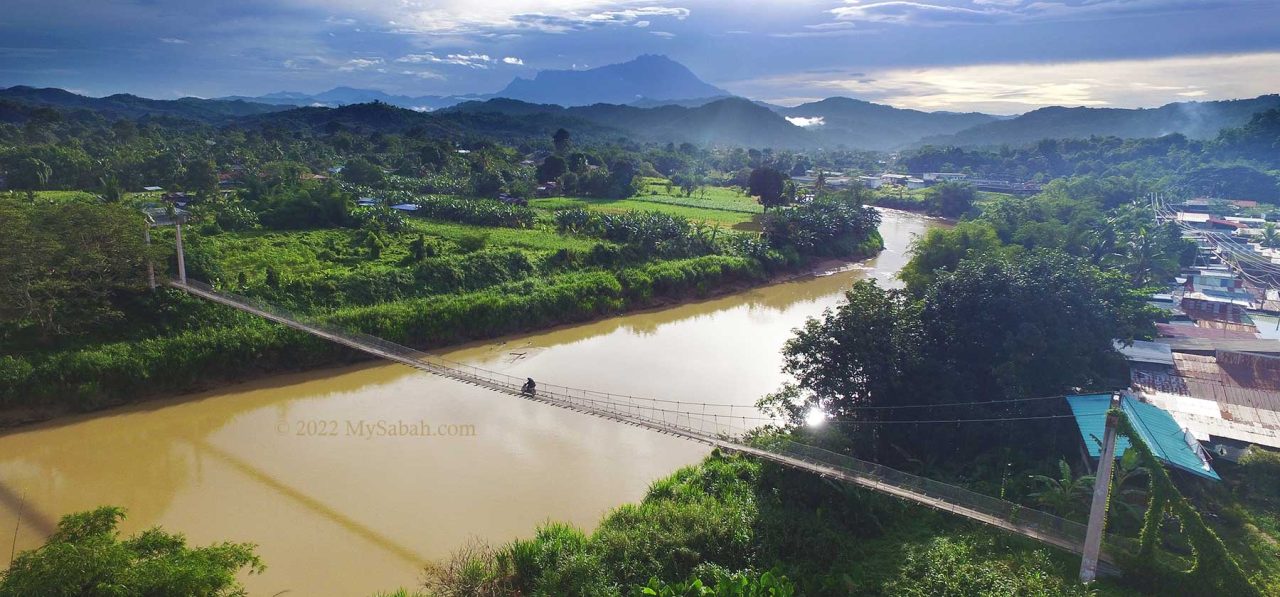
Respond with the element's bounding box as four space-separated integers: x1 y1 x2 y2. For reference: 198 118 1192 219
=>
521 378 536 396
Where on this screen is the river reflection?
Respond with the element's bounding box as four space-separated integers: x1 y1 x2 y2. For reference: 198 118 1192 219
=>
0 209 944 596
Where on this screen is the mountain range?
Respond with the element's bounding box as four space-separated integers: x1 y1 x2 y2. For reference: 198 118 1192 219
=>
3 55 1278 149
919 95 1280 147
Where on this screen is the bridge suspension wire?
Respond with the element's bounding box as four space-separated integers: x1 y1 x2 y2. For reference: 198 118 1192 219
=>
171 278 1126 566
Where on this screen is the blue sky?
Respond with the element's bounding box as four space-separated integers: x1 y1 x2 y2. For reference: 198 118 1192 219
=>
2 0 1278 112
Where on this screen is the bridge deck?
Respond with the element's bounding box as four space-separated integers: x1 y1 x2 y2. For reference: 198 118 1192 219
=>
172 279 1117 567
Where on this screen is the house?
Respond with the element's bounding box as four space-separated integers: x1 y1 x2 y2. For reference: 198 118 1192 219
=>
1207 218 1246 232
535 181 559 197
356 197 378 207
1133 351 1280 452
1229 199 1260 209
1175 212 1212 228
390 203 420 212
857 175 884 189
142 186 164 193
923 172 967 183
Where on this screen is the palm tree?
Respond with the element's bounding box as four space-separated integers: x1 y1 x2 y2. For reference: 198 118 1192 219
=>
1262 222 1280 249
1029 459 1096 517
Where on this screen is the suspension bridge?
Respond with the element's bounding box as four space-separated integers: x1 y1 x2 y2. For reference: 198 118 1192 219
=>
171 278 1119 568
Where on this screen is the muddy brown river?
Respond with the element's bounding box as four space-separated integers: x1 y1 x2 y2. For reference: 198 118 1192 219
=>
0 209 944 596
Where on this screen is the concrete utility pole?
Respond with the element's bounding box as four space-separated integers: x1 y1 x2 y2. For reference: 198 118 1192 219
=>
174 221 187 285
1080 393 1122 583
144 226 156 290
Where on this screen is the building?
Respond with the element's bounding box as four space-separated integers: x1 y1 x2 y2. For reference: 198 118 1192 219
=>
1132 351 1280 452
857 175 884 189
922 172 967 183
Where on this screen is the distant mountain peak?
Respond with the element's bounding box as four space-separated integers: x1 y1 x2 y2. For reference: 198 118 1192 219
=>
494 55 730 107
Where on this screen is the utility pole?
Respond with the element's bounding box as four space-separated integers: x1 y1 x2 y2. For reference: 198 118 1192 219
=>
144 226 156 290
174 220 187 285
1080 393 1122 583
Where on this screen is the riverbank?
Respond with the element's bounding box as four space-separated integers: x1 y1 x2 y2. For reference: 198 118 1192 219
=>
402 450 1124 596
0 235 882 429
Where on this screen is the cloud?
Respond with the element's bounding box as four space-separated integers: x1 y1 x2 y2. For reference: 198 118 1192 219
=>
338 57 383 71
396 52 494 69
651 31 676 38
386 1 692 35
502 56 524 65
822 0 1236 28
400 69 446 80
830 2 999 26
158 37 189 45
730 51 1280 113
785 116 825 127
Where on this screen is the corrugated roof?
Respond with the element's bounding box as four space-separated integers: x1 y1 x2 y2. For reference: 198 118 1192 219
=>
1115 340 1174 366
1067 394 1220 481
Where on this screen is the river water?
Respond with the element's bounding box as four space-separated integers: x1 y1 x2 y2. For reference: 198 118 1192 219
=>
0 209 943 596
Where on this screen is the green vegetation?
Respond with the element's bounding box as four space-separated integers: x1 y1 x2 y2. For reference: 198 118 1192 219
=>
0 110 884 419
0 506 262 596
903 109 1280 203
394 451 1125 596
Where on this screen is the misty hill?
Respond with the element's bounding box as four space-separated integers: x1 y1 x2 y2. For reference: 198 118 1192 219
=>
236 100 628 145
776 97 1001 150
446 96 813 148
924 95 1280 147
0 85 288 122
495 55 730 107
221 87 466 111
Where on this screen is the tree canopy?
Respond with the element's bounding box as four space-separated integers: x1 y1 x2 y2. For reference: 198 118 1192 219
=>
0 506 263 597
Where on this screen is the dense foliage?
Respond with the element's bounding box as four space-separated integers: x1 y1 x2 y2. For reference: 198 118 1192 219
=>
901 110 1280 203
0 199 151 340
0 507 262 597
403 452 1113 597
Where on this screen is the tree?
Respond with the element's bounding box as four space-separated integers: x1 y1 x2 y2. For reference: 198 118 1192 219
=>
97 175 126 204
182 158 218 195
930 181 976 218
899 221 1006 293
0 200 149 339
10 157 52 192
1263 222 1280 248
341 157 386 186
0 506 263 597
553 128 571 155
748 167 787 211
763 280 920 426
605 159 640 198
1028 460 1096 517
536 155 567 183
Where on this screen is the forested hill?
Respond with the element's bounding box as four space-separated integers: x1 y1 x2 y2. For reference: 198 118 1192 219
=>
775 97 1001 150
445 96 813 148
922 94 1280 147
237 101 628 145
6 85 1280 152
0 86 289 122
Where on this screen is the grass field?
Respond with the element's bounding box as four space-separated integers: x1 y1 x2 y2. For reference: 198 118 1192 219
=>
532 179 765 229
3 190 101 203
403 219 606 253
195 218 608 282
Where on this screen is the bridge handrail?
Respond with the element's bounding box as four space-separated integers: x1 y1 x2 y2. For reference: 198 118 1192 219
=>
175 278 1114 557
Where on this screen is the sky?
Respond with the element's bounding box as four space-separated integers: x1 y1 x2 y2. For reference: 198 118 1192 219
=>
2 0 1279 113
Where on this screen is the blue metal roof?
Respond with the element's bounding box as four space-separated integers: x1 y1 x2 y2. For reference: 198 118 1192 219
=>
1067 394 1220 481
